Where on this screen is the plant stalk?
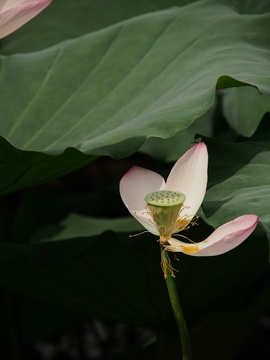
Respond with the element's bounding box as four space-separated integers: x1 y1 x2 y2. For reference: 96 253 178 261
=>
161 247 192 360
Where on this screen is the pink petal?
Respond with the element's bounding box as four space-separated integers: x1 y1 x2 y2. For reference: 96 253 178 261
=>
165 143 208 220
191 214 259 256
131 209 160 236
120 166 165 234
0 0 52 39
120 165 165 211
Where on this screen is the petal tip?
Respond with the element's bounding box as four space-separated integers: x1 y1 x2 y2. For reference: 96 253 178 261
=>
238 214 259 229
193 141 207 150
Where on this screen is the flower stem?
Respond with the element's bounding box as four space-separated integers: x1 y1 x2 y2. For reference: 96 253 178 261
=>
161 247 192 360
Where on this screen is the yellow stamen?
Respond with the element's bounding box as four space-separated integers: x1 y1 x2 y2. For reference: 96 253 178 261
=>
129 231 149 237
160 248 178 278
181 244 199 254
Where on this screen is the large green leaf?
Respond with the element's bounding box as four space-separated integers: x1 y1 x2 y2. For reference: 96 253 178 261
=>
203 125 270 244
1 0 270 193
0 0 199 54
139 105 215 162
0 137 95 194
1 0 270 55
31 214 144 243
223 86 270 137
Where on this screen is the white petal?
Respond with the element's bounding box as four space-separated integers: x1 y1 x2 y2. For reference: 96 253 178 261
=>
180 215 258 256
165 143 208 219
132 209 160 236
165 215 259 256
120 165 165 210
120 166 165 234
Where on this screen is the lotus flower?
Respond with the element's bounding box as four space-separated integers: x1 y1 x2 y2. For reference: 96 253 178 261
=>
0 0 52 39
120 143 258 256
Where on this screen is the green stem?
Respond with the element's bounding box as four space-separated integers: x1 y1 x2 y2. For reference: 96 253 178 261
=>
161 247 192 360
